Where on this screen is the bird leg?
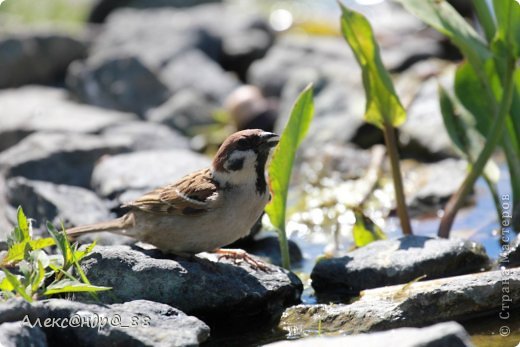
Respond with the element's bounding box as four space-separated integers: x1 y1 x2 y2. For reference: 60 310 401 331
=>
215 248 272 272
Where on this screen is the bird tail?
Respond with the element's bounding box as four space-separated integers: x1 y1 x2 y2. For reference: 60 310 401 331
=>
66 214 134 239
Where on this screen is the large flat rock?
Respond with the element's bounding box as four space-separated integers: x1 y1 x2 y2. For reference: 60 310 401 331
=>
0 86 136 152
267 322 473 347
80 245 303 330
0 298 209 347
311 235 490 297
282 268 520 334
0 133 132 188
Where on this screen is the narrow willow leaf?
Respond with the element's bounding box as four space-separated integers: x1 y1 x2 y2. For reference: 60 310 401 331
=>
47 223 72 268
1 238 55 264
339 4 406 129
30 261 46 294
0 276 14 291
395 0 491 70
265 84 314 269
352 209 386 248
1 268 32 302
16 207 30 242
44 280 111 295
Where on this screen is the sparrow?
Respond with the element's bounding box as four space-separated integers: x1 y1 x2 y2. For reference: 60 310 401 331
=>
67 129 279 267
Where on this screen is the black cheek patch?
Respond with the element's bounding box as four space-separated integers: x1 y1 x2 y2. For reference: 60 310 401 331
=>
227 157 245 171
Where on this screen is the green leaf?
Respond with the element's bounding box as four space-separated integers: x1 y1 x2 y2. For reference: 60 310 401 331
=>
339 4 406 129
493 0 520 60
16 207 30 242
265 84 314 270
1 238 55 264
0 276 14 292
43 280 111 295
352 208 386 247
30 260 46 294
1 268 32 302
47 223 72 268
395 0 491 71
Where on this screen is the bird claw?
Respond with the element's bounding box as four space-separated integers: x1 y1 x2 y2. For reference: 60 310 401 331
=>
216 249 272 272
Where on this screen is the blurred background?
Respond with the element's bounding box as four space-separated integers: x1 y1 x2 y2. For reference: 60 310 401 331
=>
0 0 504 276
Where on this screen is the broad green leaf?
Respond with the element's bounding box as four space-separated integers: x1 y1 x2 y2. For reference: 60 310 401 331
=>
352 209 386 247
439 85 500 182
265 84 314 269
493 0 520 60
1 238 55 264
16 207 30 242
473 0 496 43
395 0 491 71
1 268 32 302
44 280 111 295
454 62 496 136
339 4 405 129
0 276 14 291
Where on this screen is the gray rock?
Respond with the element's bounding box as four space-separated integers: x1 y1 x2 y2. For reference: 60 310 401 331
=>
282 267 520 334
267 322 473 347
160 50 240 103
88 0 222 23
91 149 210 201
501 235 520 268
146 90 217 135
5 177 112 228
0 322 47 347
67 54 171 117
399 77 457 160
0 86 136 152
407 159 468 215
79 245 303 329
0 299 210 347
0 31 87 88
101 121 189 151
245 236 303 267
0 132 131 188
311 235 490 296
90 8 220 67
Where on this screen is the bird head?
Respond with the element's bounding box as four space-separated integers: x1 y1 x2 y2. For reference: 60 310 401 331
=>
212 129 279 192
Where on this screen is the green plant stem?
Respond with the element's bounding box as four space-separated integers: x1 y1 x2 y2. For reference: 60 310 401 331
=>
278 226 290 270
383 122 413 235
439 62 516 238
473 0 496 43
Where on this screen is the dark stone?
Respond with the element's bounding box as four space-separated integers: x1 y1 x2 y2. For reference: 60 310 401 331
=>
0 133 131 188
0 322 47 347
0 86 135 152
245 236 303 267
79 245 303 331
160 50 240 103
146 90 217 135
67 54 171 117
88 0 222 23
0 299 210 347
311 235 490 297
267 322 473 347
0 31 87 88
5 177 112 229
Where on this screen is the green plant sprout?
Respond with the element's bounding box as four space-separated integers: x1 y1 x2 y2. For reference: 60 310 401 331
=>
339 3 413 236
0 207 111 302
266 84 315 270
395 0 519 237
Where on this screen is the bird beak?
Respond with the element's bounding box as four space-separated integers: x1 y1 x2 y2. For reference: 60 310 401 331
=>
261 132 280 149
